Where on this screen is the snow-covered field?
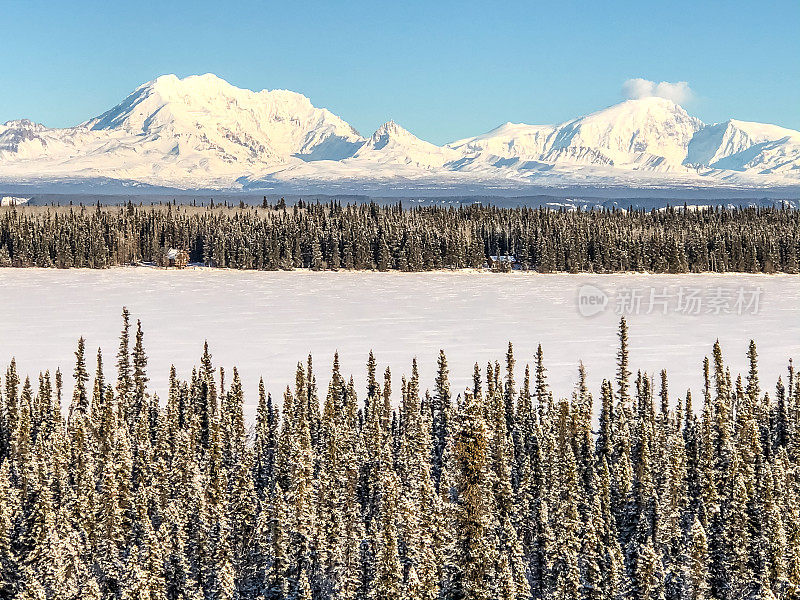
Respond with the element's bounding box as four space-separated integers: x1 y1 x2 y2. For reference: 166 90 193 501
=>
1 268 798 417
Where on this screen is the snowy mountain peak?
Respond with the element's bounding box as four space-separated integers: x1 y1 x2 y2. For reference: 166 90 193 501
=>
446 97 704 171
0 119 49 153
86 73 320 134
575 97 701 133
686 118 800 174
368 120 418 146
373 119 402 133
145 72 237 97
353 120 456 169
2 118 46 131
544 97 704 168
75 73 366 166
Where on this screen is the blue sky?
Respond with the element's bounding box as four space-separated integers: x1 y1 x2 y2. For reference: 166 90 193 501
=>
1 0 798 144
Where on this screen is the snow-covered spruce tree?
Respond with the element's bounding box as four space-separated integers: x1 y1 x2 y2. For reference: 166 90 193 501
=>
70 337 90 422
116 307 133 416
616 317 631 408
431 350 451 495
687 516 711 600
446 385 499 600
252 378 278 501
128 319 150 438
397 360 439 600
373 434 402 600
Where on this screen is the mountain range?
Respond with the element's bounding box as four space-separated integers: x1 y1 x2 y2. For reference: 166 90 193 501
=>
1 73 799 192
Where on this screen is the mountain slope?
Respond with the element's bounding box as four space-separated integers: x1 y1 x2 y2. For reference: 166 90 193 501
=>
543 97 703 169
0 74 366 187
1 73 798 190
686 119 800 175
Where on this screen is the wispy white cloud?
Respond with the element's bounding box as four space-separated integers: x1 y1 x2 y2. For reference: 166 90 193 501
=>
622 78 694 104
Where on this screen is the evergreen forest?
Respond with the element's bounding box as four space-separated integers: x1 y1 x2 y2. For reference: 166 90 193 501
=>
1 202 798 273
0 311 799 599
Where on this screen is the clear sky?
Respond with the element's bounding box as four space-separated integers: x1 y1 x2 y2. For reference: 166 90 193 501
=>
1 0 798 145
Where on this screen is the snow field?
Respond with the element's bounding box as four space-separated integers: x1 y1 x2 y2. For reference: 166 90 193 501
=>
1 268 798 420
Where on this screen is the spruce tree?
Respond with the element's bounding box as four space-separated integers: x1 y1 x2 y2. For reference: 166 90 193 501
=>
431 350 451 493
70 337 90 421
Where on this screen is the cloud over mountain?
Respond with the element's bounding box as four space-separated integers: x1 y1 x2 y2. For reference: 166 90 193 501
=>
622 78 694 104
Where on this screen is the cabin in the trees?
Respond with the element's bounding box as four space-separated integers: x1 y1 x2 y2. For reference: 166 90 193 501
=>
488 255 517 272
165 248 189 269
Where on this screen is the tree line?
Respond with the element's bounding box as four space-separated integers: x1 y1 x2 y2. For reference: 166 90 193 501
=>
0 311 798 599
0 202 798 272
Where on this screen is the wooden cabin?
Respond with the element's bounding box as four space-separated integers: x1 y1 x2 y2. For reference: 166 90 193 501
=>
487 255 516 272
165 248 190 269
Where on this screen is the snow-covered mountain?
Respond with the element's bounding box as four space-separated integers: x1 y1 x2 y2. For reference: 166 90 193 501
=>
449 98 702 168
85 73 364 161
685 119 800 176
351 121 459 169
444 98 706 179
1 73 799 191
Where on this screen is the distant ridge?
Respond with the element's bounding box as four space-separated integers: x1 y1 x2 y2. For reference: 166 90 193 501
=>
1 73 799 191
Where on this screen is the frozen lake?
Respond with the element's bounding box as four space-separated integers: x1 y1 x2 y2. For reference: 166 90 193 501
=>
1 268 798 416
